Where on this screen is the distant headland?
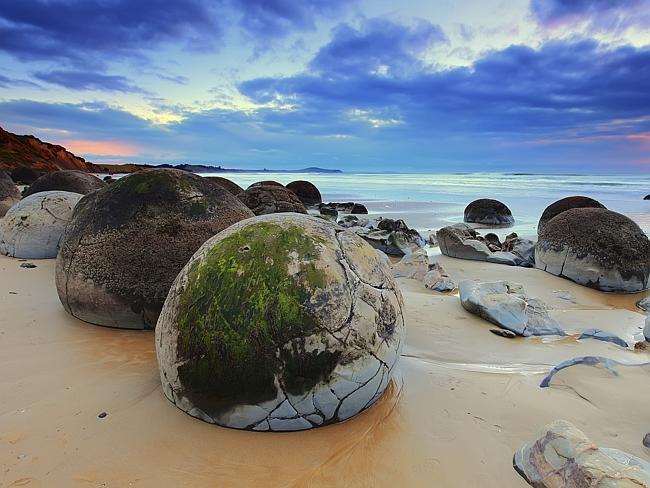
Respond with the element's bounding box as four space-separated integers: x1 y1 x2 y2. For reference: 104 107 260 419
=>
0 126 341 175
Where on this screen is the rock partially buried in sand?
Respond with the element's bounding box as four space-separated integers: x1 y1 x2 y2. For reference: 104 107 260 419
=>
205 176 243 195
286 180 322 206
514 419 650 487
24 170 106 197
423 263 456 292
238 185 307 216
55 169 254 330
536 208 650 292
0 191 83 259
156 214 404 431
392 249 429 281
537 195 606 234
0 170 21 217
463 199 514 226
577 328 628 348
459 280 565 336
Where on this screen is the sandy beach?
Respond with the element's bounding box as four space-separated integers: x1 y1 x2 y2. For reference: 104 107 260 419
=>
2 245 648 487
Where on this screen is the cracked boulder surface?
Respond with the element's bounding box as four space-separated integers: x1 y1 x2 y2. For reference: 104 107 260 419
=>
286 180 322 206
514 419 650 487
0 170 21 217
204 176 243 196
55 169 255 330
463 199 514 227
537 196 606 234
0 190 83 259
535 208 650 292
237 185 307 216
155 213 404 431
24 170 106 197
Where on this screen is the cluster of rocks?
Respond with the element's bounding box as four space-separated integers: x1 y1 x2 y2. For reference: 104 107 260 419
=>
318 202 368 221
337 216 425 256
392 249 457 292
437 223 535 267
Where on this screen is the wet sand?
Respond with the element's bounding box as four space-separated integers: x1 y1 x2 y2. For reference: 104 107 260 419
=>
1 252 649 488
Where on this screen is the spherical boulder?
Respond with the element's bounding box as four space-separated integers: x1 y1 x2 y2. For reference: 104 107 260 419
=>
537 196 606 234
10 166 41 185
645 194 650 200
24 170 106 197
156 213 404 431
286 180 322 206
248 180 284 188
55 169 255 330
238 185 307 215
205 176 244 195
0 170 21 217
536 208 650 292
0 191 83 258
464 199 514 226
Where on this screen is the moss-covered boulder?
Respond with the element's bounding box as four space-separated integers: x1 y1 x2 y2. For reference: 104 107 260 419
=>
0 191 83 258
156 213 404 431
24 170 106 197
0 170 21 217
238 185 307 215
464 199 514 226
537 196 606 233
55 169 254 329
536 208 650 292
205 176 243 195
286 180 322 206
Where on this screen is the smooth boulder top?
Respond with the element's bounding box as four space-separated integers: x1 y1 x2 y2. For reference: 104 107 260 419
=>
156 213 404 431
205 176 244 195
645 194 650 200
286 180 322 206
10 166 41 184
0 170 21 217
536 207 650 292
0 190 83 259
237 185 307 215
248 180 284 188
24 170 106 197
55 169 255 330
537 195 606 234
463 198 514 226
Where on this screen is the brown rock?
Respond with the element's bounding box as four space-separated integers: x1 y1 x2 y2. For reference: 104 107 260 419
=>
238 185 307 215
205 176 244 195
24 170 106 197
286 180 322 206
538 196 606 233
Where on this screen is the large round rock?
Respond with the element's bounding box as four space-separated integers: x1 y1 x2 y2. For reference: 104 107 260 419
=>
464 199 514 226
537 196 606 233
10 166 42 185
205 176 243 195
56 169 254 329
0 191 83 258
536 208 650 292
286 180 322 206
238 185 307 215
0 170 21 217
24 170 106 197
156 213 404 431
248 180 284 188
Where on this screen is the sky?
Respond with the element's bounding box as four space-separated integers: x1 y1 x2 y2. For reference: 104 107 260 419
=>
1 0 650 172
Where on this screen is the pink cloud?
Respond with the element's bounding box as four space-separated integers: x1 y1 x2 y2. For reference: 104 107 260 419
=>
61 139 142 156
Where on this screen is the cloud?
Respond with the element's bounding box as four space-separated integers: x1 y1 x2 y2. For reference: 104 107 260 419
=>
33 70 148 94
530 0 650 31
0 74 40 88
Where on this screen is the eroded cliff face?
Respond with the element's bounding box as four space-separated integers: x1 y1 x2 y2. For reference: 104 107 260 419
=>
0 126 96 172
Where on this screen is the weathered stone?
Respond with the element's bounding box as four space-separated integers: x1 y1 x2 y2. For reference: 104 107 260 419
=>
538 196 606 234
238 185 307 215
645 315 650 342
55 169 254 330
24 170 106 197
351 203 368 214
10 166 41 185
0 191 83 259
393 249 429 281
248 180 284 188
637 297 650 312
155 213 404 431
205 176 243 195
320 202 367 214
423 262 456 292
459 280 565 336
578 328 628 348
286 180 322 206
490 329 516 338
0 170 20 217
514 419 650 487
464 199 514 226
319 205 338 221
536 208 650 292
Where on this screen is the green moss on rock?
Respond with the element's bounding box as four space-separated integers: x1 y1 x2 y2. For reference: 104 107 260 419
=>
175 222 334 415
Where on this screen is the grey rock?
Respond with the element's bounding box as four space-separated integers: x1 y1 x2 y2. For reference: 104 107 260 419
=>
644 433 650 448
423 262 456 292
459 280 565 336
24 170 106 197
358 219 424 256
0 170 21 217
637 297 650 312
437 223 492 261
319 205 338 221
514 419 650 487
20 262 37 268
578 328 628 348
393 249 429 281
538 356 650 388
464 199 514 226
490 328 516 339
645 315 650 342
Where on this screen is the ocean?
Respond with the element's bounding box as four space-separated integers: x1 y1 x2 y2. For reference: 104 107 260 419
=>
203 172 650 237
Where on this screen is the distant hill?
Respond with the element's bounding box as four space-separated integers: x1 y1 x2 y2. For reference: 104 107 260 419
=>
0 126 342 175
